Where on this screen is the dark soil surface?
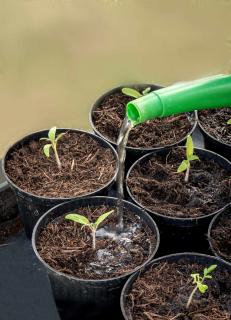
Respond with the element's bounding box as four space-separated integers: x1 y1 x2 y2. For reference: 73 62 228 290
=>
125 258 231 320
92 92 195 148
199 108 231 145
5 132 117 198
127 148 230 218
37 204 156 279
211 211 231 264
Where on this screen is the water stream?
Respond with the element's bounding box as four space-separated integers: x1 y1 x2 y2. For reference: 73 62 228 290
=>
86 117 150 276
116 117 133 232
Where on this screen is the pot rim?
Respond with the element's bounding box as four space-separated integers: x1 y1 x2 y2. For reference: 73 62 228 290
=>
208 204 231 266
198 110 231 148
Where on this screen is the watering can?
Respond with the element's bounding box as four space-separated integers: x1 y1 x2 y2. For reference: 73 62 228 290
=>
126 74 231 125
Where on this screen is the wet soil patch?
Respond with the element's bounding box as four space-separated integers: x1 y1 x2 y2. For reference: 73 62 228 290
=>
92 92 194 148
127 148 230 218
37 204 156 279
199 108 231 145
5 132 116 198
211 212 231 264
125 258 231 319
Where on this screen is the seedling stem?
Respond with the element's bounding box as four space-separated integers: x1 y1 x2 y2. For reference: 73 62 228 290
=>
53 143 61 170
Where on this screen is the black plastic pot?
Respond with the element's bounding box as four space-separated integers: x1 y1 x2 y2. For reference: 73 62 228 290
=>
90 84 197 166
121 252 231 320
198 111 231 161
0 159 8 189
2 129 119 238
126 147 231 255
208 204 231 266
32 196 160 315
0 159 18 221
0 159 20 241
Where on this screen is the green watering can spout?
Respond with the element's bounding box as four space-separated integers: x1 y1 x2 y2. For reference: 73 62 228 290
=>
126 74 231 125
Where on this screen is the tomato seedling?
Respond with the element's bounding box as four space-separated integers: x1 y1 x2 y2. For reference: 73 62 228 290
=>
65 209 114 250
40 127 64 170
177 135 199 183
186 264 217 309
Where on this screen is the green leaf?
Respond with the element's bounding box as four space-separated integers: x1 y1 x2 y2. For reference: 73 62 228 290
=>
56 132 64 142
93 210 114 229
227 118 231 124
191 273 199 284
177 160 189 173
40 137 50 141
142 87 151 95
205 264 217 275
43 144 52 157
203 267 208 277
65 213 90 226
186 135 194 159
188 155 199 161
197 283 208 294
48 127 57 142
121 88 142 99
205 275 212 279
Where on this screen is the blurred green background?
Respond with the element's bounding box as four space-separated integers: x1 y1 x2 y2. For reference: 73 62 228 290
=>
1 0 231 156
